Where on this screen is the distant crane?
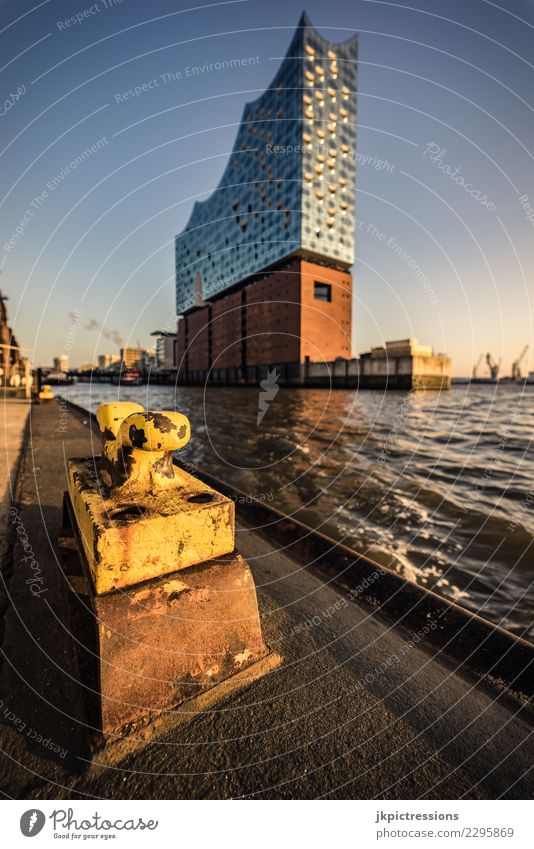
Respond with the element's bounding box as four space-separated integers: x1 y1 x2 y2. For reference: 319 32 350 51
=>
511 345 529 381
486 352 500 381
472 354 483 378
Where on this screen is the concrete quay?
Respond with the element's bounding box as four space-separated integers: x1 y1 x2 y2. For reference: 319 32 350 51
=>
180 339 452 390
0 399 531 799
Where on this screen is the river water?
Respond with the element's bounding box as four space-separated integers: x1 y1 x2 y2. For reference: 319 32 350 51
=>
60 382 534 639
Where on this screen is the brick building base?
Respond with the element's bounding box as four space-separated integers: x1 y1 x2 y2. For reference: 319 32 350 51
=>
176 258 352 377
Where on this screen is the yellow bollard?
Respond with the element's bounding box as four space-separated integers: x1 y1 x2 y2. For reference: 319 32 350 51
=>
63 400 271 736
67 402 234 594
38 384 55 401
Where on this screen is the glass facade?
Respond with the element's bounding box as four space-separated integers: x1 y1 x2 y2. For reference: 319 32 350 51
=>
175 13 357 315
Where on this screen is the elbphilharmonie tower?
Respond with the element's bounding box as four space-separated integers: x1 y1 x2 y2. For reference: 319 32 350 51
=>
175 12 357 378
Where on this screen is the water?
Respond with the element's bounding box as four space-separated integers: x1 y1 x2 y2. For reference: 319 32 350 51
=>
61 382 534 639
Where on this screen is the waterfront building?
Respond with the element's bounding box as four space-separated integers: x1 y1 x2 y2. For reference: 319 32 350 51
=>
0 290 22 385
53 354 69 372
120 347 144 369
175 12 357 379
151 330 177 369
359 338 451 389
98 353 120 370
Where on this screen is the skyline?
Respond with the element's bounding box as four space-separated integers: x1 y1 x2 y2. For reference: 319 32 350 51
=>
1 0 533 375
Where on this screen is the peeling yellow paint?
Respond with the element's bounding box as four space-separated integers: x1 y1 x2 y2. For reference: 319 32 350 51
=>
234 649 253 667
67 403 234 595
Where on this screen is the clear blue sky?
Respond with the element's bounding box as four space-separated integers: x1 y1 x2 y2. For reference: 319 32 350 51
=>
1 0 533 375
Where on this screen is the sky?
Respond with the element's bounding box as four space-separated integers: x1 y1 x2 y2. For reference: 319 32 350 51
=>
1 0 533 375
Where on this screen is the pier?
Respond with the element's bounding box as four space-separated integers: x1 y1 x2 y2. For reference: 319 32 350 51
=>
179 339 451 389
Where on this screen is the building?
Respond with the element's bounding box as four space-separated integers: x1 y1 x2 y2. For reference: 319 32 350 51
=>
0 290 22 384
98 353 120 370
119 347 156 373
175 12 357 380
151 331 177 369
53 354 69 372
359 339 451 389
120 347 144 369
140 349 157 372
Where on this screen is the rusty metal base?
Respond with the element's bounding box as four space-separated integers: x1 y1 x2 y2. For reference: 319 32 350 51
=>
60 493 274 739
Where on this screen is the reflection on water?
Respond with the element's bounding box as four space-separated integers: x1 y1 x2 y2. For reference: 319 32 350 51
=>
61 382 534 639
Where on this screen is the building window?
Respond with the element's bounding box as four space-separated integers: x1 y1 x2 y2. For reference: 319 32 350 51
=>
314 282 332 302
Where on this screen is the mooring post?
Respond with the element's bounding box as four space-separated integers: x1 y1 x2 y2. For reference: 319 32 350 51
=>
64 401 271 737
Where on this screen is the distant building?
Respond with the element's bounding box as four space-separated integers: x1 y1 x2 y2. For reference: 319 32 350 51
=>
140 349 157 372
78 363 97 373
120 347 143 369
368 339 434 360
0 290 22 383
359 338 451 389
120 347 156 372
175 13 357 380
98 353 120 370
53 354 69 371
151 331 176 369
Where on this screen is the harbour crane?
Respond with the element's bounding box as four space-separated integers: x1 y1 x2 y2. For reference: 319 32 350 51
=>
486 352 500 381
472 354 483 378
511 345 529 381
